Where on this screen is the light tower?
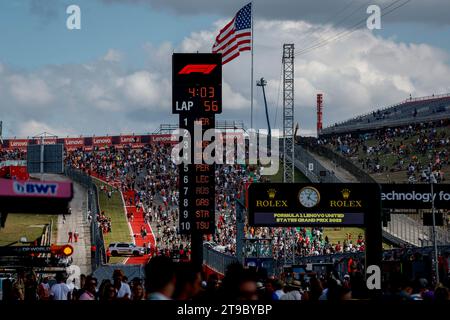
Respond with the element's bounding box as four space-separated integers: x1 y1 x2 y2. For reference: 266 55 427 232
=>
282 44 295 183
256 77 271 139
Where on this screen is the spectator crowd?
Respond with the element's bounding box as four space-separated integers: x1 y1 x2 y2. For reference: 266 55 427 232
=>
319 119 449 183
2 129 449 303
2 256 449 301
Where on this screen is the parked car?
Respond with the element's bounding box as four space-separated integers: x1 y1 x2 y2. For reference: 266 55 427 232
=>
108 242 146 256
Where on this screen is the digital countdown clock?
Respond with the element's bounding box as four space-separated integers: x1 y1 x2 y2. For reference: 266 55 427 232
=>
172 53 222 115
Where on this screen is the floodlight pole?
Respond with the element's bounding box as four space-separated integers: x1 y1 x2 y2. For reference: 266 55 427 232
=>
256 78 271 139
40 136 44 181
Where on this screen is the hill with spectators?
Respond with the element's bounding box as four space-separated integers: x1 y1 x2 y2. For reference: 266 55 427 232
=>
318 119 449 184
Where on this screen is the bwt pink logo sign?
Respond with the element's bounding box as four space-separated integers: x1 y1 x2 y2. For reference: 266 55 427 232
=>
14 182 58 196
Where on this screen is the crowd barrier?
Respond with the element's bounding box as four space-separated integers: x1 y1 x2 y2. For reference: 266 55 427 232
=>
64 167 106 271
203 245 238 275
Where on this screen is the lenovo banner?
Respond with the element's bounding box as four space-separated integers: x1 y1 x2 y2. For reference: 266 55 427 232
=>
8 139 28 151
119 135 141 144
3 134 175 151
92 136 113 147
151 134 177 144
64 138 85 150
35 138 57 145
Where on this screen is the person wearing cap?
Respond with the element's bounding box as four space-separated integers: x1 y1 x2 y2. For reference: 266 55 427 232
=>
255 281 265 299
112 269 131 299
280 280 302 300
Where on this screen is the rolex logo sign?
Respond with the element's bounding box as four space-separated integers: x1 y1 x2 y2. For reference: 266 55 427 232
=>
267 188 277 199
330 188 362 208
341 188 351 200
255 188 288 208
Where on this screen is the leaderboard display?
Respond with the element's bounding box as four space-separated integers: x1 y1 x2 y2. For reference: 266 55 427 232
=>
248 183 381 227
173 53 222 235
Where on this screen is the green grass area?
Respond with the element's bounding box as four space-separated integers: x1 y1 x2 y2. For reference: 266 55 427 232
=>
0 214 57 246
93 179 131 264
262 161 309 183
354 126 450 183
322 227 364 245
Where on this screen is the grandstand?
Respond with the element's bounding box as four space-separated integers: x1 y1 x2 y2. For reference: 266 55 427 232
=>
1 118 449 301
321 93 450 136
297 94 450 253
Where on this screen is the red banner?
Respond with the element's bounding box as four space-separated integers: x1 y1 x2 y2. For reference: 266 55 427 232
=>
35 138 57 145
64 138 85 151
92 136 112 146
120 135 141 144
3 134 177 151
151 134 177 144
8 139 28 151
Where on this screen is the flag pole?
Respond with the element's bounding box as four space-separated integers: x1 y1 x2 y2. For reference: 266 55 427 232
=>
250 1 254 129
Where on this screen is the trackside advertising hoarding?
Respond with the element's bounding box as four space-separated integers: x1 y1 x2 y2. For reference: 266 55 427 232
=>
0 178 73 199
380 183 450 209
248 183 381 227
1 134 176 151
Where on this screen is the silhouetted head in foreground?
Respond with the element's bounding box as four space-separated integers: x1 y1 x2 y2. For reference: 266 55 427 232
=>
145 256 176 300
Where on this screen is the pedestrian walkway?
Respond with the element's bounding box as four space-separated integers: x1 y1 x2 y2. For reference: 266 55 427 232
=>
308 151 359 182
40 174 92 276
123 190 155 265
89 175 156 265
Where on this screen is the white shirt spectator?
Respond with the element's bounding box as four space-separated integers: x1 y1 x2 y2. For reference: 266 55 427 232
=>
280 290 302 300
50 283 71 300
274 289 285 300
116 282 131 298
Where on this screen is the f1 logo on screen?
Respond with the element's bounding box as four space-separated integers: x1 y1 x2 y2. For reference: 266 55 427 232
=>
178 64 217 75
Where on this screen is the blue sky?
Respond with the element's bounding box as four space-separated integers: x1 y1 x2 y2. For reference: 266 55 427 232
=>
1 1 449 70
0 0 449 137
0 0 219 69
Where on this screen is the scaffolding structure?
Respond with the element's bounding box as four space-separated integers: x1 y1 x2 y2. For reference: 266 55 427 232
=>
282 44 295 183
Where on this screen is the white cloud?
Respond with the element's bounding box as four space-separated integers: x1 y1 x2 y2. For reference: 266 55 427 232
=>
118 71 169 107
102 0 450 26
176 19 450 130
103 49 123 62
8 74 53 105
222 81 250 110
1 19 450 137
17 120 73 137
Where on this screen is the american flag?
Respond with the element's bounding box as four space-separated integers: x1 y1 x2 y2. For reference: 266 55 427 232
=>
212 3 252 65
